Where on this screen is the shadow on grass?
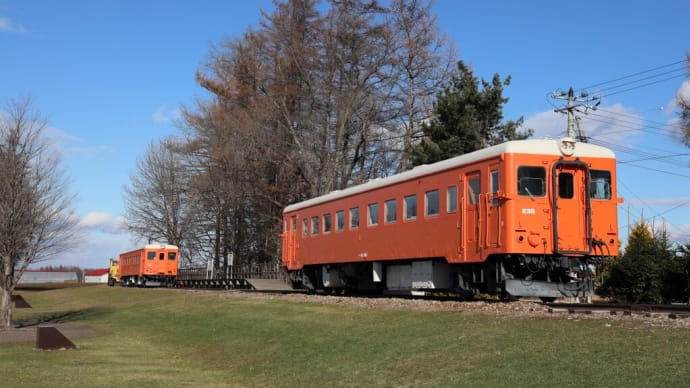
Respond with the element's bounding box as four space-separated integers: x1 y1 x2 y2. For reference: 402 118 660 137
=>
13 306 112 328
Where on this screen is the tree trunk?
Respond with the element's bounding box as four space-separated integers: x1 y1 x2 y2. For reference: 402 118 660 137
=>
1 288 12 328
1 262 14 328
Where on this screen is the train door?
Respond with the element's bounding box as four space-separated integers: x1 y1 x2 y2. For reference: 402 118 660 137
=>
284 215 298 267
552 161 591 254
487 165 501 248
464 172 481 260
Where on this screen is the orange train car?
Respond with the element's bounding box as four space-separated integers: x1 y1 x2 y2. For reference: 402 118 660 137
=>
118 244 179 287
281 138 622 300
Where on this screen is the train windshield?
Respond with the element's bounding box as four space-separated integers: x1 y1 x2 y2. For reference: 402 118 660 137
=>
147 252 155 260
517 166 546 197
168 252 176 260
590 170 612 200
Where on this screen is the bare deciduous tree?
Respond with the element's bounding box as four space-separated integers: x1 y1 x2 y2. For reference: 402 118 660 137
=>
387 0 457 171
178 101 254 269
0 96 79 328
126 0 457 269
122 139 192 264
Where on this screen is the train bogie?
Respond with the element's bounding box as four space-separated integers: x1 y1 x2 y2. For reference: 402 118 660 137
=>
282 138 621 299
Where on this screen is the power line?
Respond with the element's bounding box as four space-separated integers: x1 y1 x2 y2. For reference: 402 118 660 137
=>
621 152 690 164
616 179 690 242
594 107 680 130
589 138 688 170
619 162 690 178
585 112 670 137
576 59 687 92
594 67 686 95
599 73 686 99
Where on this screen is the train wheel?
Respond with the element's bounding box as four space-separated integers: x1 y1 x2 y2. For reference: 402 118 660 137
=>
540 297 556 303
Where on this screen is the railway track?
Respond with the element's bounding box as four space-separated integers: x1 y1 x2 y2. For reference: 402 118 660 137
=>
178 279 690 319
544 302 690 319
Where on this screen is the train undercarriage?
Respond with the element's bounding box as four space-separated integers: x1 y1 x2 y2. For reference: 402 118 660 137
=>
288 254 602 301
119 275 177 288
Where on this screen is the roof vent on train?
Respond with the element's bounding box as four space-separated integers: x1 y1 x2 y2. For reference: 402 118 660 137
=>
558 137 576 156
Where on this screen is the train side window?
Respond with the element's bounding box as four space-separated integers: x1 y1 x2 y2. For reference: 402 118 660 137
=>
336 210 345 231
302 219 308 237
323 213 332 233
368 203 379 226
147 252 155 260
312 216 320 235
350 207 360 229
447 186 457 213
517 166 546 197
404 195 417 220
590 170 611 200
558 173 574 199
490 170 499 207
292 218 297 231
385 199 397 223
168 252 176 260
426 190 439 216
467 177 480 205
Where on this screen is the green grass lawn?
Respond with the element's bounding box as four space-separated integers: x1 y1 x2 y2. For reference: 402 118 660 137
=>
2 286 689 387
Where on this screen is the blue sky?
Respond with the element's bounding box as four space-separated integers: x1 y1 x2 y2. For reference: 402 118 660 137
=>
2 1 689 269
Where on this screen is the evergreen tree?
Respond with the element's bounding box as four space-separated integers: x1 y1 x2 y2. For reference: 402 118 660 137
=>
674 243 690 303
653 226 681 303
409 60 532 166
604 222 664 303
664 242 690 303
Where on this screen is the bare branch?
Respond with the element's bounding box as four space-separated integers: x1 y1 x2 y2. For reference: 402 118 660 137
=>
0 96 80 328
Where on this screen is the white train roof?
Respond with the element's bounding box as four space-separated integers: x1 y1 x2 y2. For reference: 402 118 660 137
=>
121 244 179 253
284 138 615 213
144 243 178 250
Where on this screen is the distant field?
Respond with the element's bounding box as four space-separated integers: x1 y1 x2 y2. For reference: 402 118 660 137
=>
2 286 689 387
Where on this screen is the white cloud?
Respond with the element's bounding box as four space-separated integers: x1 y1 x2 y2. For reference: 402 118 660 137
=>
44 126 115 160
659 80 690 142
60 230 133 269
661 80 690 113
677 79 690 102
522 103 643 147
580 104 643 145
646 219 690 244
66 144 115 159
152 105 180 125
45 212 134 268
46 212 136 268
0 16 26 33
79 211 127 234
670 223 690 243
521 110 565 138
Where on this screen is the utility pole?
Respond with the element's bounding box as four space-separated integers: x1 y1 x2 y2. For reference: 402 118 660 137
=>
551 87 601 142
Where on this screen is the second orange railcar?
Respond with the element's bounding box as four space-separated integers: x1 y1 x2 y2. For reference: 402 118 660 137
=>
118 244 179 287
